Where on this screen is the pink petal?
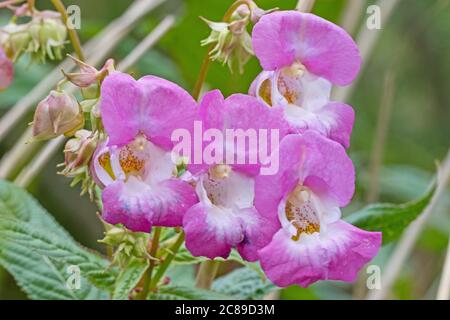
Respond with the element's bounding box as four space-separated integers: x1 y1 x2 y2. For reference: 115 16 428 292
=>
320 102 355 149
236 208 280 262
102 177 198 233
183 203 244 259
298 131 355 206
259 220 381 287
0 47 13 90
100 72 197 149
189 91 289 176
252 11 361 86
100 72 143 146
254 135 303 220
138 75 198 150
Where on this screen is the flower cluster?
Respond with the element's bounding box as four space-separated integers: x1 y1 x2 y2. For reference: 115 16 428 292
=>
31 9 382 288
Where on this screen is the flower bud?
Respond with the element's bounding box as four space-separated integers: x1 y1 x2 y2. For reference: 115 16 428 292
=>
62 130 98 176
31 90 84 141
63 56 114 88
0 46 13 90
99 227 127 246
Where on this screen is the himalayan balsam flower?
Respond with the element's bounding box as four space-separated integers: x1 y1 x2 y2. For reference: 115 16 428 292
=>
92 72 198 233
183 90 288 261
254 132 381 287
0 46 13 90
249 11 361 148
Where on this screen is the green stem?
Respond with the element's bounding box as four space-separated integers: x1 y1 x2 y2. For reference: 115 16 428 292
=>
136 227 161 300
50 0 85 61
192 45 213 101
195 260 220 289
149 231 185 292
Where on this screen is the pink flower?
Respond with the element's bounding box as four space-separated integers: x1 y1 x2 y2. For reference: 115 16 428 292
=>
0 46 13 90
249 11 361 148
254 132 381 287
183 90 288 261
92 72 199 232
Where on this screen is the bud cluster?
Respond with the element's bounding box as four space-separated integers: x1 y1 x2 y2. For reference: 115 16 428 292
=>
0 6 67 63
30 56 116 197
99 226 149 266
200 0 276 73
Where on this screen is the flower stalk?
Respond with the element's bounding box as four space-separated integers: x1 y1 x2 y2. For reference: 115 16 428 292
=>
50 0 85 61
149 231 185 292
136 227 161 300
195 260 220 290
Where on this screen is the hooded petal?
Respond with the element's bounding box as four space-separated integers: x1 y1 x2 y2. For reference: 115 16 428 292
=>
0 47 13 90
102 176 198 232
137 75 198 150
100 72 197 149
100 72 143 146
259 220 381 287
252 11 361 86
254 135 302 220
298 131 355 206
190 90 288 176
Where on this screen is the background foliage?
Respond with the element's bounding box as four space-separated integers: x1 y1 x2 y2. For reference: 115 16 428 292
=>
0 0 449 299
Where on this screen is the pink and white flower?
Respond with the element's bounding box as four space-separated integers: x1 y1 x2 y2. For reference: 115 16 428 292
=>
92 72 199 233
255 131 381 287
183 90 288 261
249 11 361 148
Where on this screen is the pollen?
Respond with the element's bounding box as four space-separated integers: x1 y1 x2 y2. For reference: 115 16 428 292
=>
119 146 145 175
285 186 320 241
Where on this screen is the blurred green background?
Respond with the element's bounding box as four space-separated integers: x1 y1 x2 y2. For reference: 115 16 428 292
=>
0 0 449 300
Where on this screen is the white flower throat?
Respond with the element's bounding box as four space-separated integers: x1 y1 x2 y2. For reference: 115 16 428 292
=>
284 185 321 241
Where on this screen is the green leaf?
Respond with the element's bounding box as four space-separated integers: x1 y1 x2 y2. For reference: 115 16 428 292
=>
0 218 117 289
147 285 232 300
0 179 71 239
346 183 436 244
112 258 148 300
172 244 208 265
0 219 108 299
212 267 275 300
0 180 117 299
